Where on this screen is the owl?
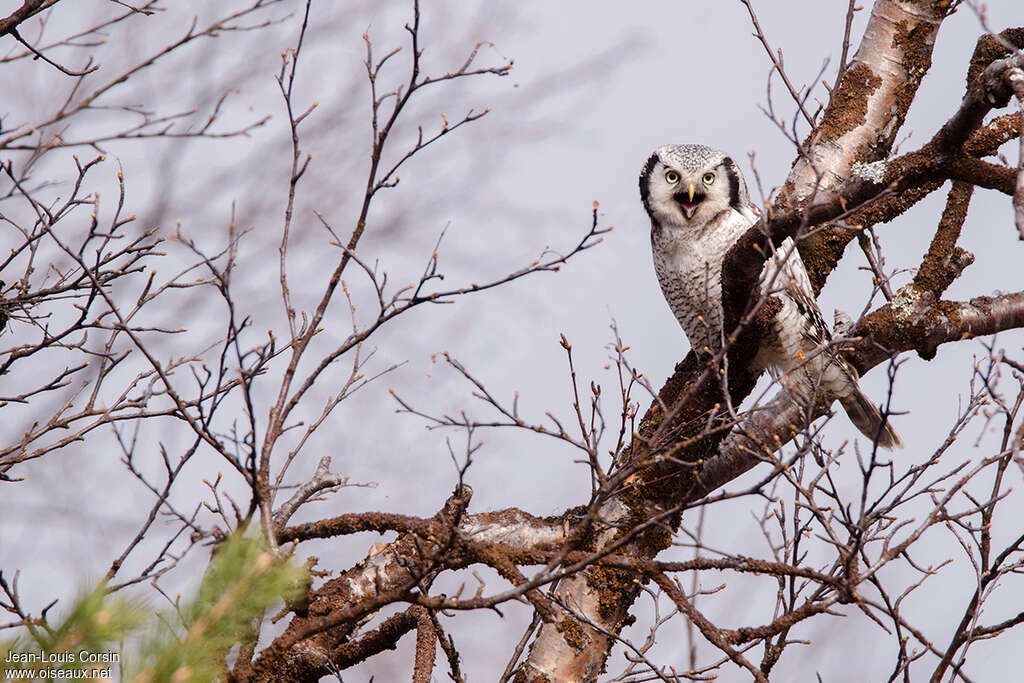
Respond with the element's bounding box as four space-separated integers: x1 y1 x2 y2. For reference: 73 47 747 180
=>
639 143 901 450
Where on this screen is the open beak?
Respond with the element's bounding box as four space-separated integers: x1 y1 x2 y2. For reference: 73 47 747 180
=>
675 183 704 219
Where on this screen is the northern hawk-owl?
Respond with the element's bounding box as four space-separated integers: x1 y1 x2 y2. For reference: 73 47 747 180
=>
639 143 901 449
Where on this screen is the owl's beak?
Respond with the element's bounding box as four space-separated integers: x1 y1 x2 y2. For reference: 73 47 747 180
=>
674 184 705 219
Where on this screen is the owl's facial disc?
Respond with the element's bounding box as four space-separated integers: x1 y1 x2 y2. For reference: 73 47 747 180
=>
674 182 705 219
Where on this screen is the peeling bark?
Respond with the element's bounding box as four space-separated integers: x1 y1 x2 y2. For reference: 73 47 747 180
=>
787 0 950 200
245 506 568 681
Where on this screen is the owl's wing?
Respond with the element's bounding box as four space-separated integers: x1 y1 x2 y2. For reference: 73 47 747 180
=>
758 237 831 347
757 239 903 449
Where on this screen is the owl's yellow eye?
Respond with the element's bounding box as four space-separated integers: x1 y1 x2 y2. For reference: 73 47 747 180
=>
702 172 715 186
665 170 680 184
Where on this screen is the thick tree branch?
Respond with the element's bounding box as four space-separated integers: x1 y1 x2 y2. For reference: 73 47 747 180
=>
912 180 974 299
699 291 1024 494
784 0 949 200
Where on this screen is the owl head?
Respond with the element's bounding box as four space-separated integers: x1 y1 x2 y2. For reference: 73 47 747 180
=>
639 144 751 230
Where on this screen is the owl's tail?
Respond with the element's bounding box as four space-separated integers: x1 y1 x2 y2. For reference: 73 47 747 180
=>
839 389 902 450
